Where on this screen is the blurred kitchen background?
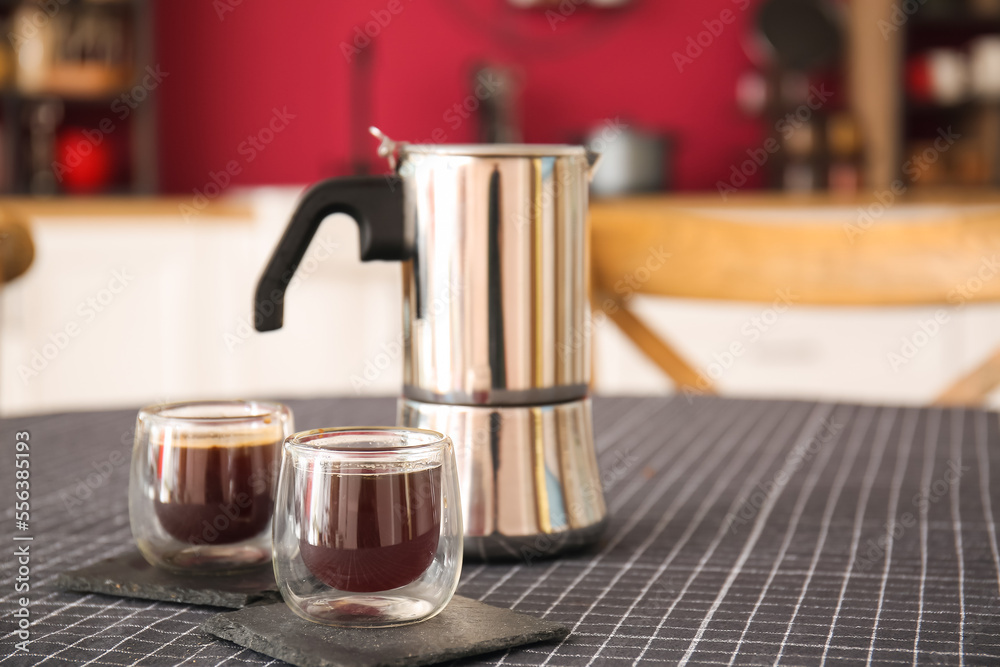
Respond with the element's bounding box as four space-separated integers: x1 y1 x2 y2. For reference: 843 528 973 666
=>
3 0 1000 415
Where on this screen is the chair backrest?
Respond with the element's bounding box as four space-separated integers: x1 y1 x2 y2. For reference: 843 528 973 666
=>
591 201 1000 306
0 209 35 284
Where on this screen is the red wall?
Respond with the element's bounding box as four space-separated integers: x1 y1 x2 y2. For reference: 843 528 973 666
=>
154 0 762 194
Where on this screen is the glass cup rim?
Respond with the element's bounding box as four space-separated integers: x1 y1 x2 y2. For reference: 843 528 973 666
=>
138 399 289 426
284 426 449 456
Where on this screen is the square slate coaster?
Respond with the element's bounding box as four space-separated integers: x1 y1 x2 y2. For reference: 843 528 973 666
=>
201 595 569 667
56 549 280 608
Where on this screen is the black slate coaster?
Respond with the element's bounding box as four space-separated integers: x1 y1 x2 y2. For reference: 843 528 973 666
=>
201 595 569 667
56 550 280 608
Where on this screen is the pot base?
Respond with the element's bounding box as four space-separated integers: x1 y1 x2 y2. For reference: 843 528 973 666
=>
399 397 608 561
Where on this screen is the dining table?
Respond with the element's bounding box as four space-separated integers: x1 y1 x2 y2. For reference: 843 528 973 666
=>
1 395 998 666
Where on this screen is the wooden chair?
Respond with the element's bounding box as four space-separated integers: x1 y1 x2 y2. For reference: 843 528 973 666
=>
0 208 35 406
0 208 35 284
589 197 1000 406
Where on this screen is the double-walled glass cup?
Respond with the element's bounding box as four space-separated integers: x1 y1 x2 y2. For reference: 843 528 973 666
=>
273 427 462 627
129 400 293 574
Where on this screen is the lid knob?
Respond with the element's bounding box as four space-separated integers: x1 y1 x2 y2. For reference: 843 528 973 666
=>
370 126 402 171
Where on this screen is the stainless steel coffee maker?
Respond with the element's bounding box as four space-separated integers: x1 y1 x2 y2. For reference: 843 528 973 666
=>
254 128 608 559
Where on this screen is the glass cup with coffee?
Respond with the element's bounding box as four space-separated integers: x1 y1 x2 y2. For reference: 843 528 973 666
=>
272 427 462 627
129 400 293 574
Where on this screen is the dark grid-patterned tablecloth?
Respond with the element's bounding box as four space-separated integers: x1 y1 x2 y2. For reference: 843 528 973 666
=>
1 396 998 666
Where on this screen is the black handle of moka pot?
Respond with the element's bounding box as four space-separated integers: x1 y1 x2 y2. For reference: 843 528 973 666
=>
254 175 407 332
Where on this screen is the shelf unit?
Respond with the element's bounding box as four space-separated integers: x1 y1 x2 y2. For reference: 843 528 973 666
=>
0 0 155 195
852 0 1000 189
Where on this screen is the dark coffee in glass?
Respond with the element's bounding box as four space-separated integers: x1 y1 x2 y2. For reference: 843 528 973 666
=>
298 466 442 592
154 437 281 545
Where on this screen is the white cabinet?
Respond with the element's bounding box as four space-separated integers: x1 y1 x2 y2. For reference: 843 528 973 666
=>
0 188 405 415
593 296 985 406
